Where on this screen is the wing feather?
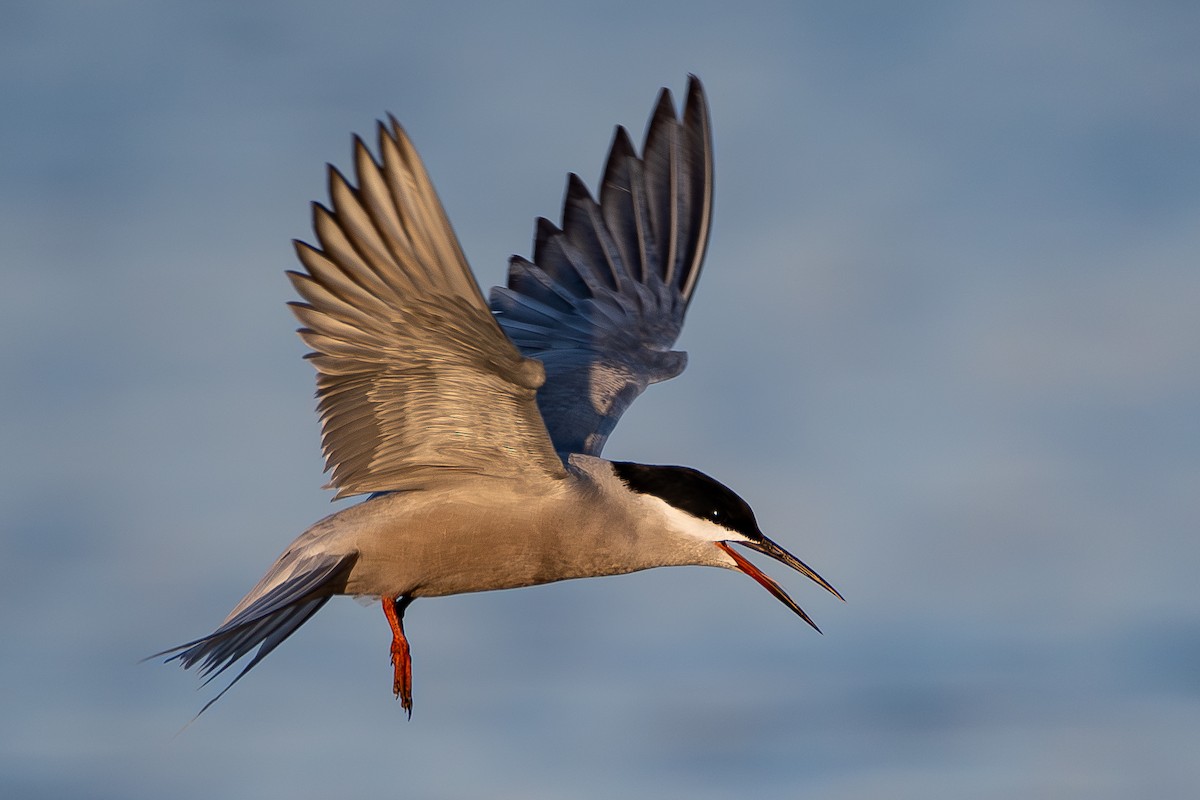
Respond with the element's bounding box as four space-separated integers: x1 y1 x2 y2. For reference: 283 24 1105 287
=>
293 122 565 499
489 76 714 456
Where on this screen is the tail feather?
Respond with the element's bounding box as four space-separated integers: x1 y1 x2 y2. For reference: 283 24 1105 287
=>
153 551 356 717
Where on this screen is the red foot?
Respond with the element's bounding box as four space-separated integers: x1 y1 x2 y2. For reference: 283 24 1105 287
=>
381 597 414 718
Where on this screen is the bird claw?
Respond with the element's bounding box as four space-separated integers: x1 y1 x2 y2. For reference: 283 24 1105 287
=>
390 641 413 717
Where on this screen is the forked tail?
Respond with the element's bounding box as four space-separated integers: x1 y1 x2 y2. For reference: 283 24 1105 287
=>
152 551 357 718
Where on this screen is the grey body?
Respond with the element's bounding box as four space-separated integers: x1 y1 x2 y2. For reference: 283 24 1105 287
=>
258 455 726 607
159 77 839 714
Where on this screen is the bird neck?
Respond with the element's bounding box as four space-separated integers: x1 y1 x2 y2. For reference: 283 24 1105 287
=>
563 455 731 574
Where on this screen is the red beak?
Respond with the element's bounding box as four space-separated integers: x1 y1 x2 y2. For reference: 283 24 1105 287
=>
715 538 843 633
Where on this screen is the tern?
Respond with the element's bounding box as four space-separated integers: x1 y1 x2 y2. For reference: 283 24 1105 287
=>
158 76 842 718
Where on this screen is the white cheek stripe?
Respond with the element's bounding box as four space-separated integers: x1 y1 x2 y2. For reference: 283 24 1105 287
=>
648 496 753 544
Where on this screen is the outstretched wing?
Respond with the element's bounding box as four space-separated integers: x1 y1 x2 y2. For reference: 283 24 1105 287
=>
489 76 714 457
289 118 567 499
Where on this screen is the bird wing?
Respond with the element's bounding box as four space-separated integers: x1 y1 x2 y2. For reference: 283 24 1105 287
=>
289 118 567 499
489 76 714 457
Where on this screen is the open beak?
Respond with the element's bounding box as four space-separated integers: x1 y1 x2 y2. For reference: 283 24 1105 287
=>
715 537 844 633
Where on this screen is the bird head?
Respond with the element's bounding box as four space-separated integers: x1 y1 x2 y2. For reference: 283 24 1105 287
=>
611 461 844 632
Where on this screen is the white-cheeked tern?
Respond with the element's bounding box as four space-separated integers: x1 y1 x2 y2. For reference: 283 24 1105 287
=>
156 76 843 718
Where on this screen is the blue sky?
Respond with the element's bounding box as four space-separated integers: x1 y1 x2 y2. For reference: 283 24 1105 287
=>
2 2 1198 797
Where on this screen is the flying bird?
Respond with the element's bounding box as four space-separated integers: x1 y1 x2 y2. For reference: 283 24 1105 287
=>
157 76 842 718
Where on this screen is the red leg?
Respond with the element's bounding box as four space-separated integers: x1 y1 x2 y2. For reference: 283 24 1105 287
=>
381 596 414 718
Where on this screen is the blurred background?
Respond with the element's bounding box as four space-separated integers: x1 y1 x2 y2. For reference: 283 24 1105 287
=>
2 2 1198 797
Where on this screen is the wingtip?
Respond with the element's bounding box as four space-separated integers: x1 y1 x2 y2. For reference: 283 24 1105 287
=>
535 215 561 240
564 172 596 207
646 86 679 144
610 125 636 159
352 133 380 172
683 77 710 133
325 162 356 201
654 85 677 116
385 112 404 139
598 129 637 220
377 114 415 159
309 199 332 227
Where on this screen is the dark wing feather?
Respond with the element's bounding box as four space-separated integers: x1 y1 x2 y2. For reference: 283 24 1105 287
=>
489 76 714 456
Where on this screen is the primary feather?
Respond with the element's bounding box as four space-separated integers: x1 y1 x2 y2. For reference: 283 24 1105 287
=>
289 119 566 499
490 75 714 457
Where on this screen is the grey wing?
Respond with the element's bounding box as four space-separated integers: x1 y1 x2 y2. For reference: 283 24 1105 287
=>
289 118 567 499
489 76 713 456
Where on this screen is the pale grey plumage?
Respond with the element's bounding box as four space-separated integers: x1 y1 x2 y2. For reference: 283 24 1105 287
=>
157 77 841 718
290 118 565 499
